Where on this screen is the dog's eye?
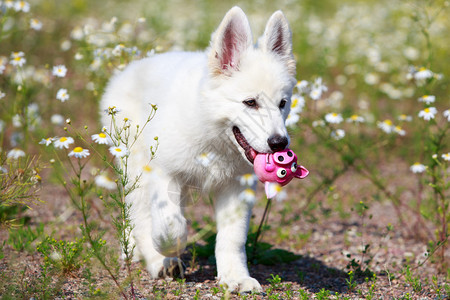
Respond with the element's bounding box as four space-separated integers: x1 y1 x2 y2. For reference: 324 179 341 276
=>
243 99 258 108
291 162 297 173
277 168 287 178
279 99 287 109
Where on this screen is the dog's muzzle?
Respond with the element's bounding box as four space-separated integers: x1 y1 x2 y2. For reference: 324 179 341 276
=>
232 126 258 164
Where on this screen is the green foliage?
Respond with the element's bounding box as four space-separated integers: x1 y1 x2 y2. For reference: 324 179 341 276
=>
7 222 44 252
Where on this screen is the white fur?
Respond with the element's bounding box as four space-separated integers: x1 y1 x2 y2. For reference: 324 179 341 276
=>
100 6 296 292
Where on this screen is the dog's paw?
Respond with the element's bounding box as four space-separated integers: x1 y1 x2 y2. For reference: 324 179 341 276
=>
219 276 262 293
149 257 185 279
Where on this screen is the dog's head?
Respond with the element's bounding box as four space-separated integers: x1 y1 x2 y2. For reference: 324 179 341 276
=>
204 6 297 165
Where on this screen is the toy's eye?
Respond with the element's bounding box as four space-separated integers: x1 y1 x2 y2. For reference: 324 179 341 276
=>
287 151 293 157
291 162 297 173
277 155 284 162
277 168 287 178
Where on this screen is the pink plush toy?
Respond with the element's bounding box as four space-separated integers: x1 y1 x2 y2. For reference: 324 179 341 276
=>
253 148 309 198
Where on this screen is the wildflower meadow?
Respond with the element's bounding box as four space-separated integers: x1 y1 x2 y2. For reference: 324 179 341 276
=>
0 0 449 299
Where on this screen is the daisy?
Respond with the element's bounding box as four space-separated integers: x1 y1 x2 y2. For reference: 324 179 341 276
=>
54 136 74 149
0 90 5 99
95 174 116 190
443 109 450 122
325 112 343 124
310 77 327 100
39 137 53 146
91 132 110 144
109 145 129 158
414 67 433 81
296 80 308 94
418 95 435 105
410 163 426 174
10 51 26 67
418 107 437 121
238 188 256 205
56 88 69 102
7 148 26 160
238 173 257 187
285 112 300 128
3 0 14 9
143 165 152 173
52 64 67 77
68 147 90 158
442 153 450 161
331 129 345 140
398 114 412 122
265 182 287 201
13 1 30 12
377 119 394 133
196 152 216 167
290 94 305 113
346 114 365 123
30 18 42 30
50 114 64 125
394 126 406 136
112 44 125 56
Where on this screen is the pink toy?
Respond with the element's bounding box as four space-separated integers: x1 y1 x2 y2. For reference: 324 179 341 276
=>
253 148 309 198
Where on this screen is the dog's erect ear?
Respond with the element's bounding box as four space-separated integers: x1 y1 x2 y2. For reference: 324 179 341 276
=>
208 6 253 76
259 11 296 76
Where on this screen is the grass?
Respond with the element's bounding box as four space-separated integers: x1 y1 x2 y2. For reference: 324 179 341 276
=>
1 0 449 298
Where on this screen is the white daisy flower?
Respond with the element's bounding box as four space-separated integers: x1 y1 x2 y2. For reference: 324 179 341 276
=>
443 109 450 122
30 18 42 30
442 153 450 161
398 114 413 122
14 1 30 12
377 119 394 133
331 129 345 140
95 174 116 190
0 91 5 99
290 94 305 114
54 136 74 149
52 65 67 77
285 112 300 128
10 51 26 67
394 126 406 136
238 188 256 205
346 114 365 123
196 152 216 167
56 88 69 102
109 145 129 158
238 173 258 187
12 114 21 127
3 0 15 9
39 137 53 146
312 120 326 127
68 147 90 158
91 132 110 144
325 112 343 124
50 114 64 125
418 95 435 105
296 80 309 94
7 148 26 159
414 67 433 81
112 44 125 56
410 163 426 174
309 77 327 100
265 182 287 202
418 107 437 121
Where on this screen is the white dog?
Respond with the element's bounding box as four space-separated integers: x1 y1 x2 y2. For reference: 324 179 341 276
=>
101 6 296 292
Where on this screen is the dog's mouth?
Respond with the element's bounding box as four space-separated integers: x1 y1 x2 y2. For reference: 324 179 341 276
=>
232 126 258 164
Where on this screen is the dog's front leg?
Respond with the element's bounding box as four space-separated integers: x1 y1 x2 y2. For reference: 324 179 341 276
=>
215 183 262 293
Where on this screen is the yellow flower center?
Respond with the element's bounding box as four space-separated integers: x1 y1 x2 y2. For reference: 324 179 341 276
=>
60 137 67 142
351 114 358 120
274 185 282 192
292 98 298 107
143 165 152 172
99 133 106 138
115 148 122 152
424 108 430 113
73 147 83 153
395 126 402 131
384 120 392 125
332 113 338 117
14 56 21 61
419 67 426 71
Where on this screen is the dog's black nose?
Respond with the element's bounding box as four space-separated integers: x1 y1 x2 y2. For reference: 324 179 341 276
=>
267 135 288 152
